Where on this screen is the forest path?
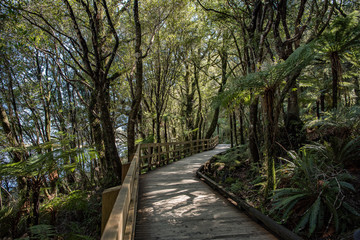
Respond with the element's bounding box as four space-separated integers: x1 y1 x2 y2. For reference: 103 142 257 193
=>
134 144 277 240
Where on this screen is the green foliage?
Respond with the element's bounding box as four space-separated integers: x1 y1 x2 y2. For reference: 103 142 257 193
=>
43 190 89 213
28 224 56 240
41 190 101 239
230 181 244 194
317 11 360 54
136 135 155 144
272 145 359 237
224 177 236 184
0 205 16 236
218 42 316 108
306 106 360 135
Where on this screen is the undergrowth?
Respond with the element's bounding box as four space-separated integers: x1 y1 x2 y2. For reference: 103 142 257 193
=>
203 140 360 240
0 190 102 240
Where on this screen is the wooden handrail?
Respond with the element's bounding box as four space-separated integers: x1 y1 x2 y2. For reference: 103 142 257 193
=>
138 136 219 173
101 145 140 240
101 136 219 240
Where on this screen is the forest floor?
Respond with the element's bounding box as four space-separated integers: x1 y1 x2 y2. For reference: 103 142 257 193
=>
202 145 360 240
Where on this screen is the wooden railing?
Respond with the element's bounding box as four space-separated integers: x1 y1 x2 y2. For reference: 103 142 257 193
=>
139 136 219 173
101 136 219 240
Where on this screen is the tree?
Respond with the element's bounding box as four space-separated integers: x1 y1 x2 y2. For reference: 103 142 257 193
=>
127 0 143 160
317 11 360 109
13 0 127 183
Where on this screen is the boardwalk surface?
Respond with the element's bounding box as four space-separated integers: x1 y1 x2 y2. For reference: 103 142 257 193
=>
135 144 278 240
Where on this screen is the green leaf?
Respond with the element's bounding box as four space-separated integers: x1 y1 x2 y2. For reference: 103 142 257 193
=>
295 210 311 233
338 181 356 191
342 202 360 217
309 197 321 236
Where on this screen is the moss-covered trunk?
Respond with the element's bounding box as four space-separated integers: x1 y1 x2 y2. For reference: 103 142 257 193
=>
263 88 276 198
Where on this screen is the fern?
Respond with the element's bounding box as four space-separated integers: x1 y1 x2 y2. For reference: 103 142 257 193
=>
271 143 359 237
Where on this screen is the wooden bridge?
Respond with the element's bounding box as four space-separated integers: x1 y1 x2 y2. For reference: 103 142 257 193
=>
100 138 278 240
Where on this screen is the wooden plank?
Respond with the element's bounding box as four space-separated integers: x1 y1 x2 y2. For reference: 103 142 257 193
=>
135 144 277 240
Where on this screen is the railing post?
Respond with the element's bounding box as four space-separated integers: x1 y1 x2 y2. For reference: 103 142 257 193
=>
148 145 152 172
157 145 160 167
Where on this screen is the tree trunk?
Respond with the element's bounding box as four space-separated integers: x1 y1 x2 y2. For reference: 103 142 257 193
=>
249 96 260 162
183 63 195 140
197 116 203 140
286 81 304 150
316 100 320 119
263 88 276 198
239 105 245 145
205 48 228 139
194 62 202 140
156 113 161 143
320 91 325 112
89 90 106 174
232 111 238 146
205 107 220 139
32 179 41 226
229 112 233 148
128 0 143 161
164 118 168 143
97 82 122 184
330 51 342 109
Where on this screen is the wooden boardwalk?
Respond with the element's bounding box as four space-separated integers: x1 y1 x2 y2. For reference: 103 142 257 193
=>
135 144 278 240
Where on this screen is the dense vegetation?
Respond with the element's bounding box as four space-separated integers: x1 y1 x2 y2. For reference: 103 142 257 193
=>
0 0 359 239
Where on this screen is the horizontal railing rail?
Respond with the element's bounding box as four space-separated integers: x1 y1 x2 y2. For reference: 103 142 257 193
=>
138 136 219 173
101 136 219 240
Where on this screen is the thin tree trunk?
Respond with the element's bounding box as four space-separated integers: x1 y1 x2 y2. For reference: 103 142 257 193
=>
164 119 168 143
249 96 260 162
239 105 245 145
229 112 233 148
320 92 325 111
330 51 341 109
233 111 238 146
156 113 161 143
316 100 320 119
194 62 202 140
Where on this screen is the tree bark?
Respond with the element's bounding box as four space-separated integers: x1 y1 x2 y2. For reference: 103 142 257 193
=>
205 48 228 139
128 0 143 161
89 90 106 174
239 105 245 145
320 91 325 111
263 88 276 197
229 112 233 148
330 51 341 109
97 82 122 183
249 96 260 162
232 111 238 146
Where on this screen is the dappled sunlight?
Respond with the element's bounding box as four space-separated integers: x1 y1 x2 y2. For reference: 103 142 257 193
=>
154 179 198 186
141 188 178 196
136 145 276 239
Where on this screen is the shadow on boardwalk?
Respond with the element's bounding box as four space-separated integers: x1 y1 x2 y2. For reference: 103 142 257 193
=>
135 144 277 240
